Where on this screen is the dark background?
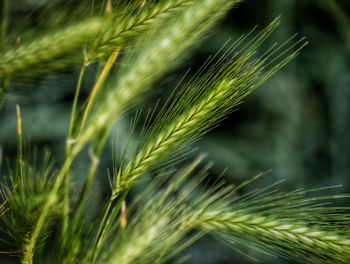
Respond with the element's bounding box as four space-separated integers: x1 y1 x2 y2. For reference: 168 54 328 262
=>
0 0 350 263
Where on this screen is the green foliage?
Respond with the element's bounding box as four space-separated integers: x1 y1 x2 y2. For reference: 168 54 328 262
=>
1 151 61 261
0 1 349 264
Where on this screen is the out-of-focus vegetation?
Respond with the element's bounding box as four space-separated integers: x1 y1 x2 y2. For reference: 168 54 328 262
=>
0 0 349 263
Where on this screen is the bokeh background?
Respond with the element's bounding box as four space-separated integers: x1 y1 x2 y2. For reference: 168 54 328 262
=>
0 0 349 263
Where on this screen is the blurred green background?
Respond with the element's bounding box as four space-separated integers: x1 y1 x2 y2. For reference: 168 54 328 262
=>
0 0 350 263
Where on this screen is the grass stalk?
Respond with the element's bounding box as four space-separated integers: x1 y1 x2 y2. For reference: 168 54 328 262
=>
66 62 88 157
64 46 120 234
88 189 128 263
62 60 89 237
73 49 120 221
80 49 120 130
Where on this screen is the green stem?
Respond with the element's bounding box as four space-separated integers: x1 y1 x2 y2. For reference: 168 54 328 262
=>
66 63 87 155
74 129 108 220
62 61 87 238
80 49 120 130
91 190 128 262
73 49 120 223
67 51 120 260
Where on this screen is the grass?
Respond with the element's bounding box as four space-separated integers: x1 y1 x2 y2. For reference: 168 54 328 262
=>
0 0 349 264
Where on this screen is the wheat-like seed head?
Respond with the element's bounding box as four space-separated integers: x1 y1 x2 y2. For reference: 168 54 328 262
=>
197 185 350 263
89 0 196 60
113 19 306 196
0 16 110 77
0 0 195 77
74 0 241 158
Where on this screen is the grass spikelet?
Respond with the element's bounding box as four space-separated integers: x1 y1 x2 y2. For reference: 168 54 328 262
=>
113 19 306 196
0 16 113 77
89 0 196 60
72 0 242 168
0 0 196 78
198 184 350 263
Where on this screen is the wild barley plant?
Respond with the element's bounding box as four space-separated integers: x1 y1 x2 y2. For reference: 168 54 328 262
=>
0 0 349 263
